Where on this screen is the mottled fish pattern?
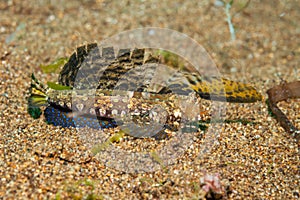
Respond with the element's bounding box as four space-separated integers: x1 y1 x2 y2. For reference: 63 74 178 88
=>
28 43 262 137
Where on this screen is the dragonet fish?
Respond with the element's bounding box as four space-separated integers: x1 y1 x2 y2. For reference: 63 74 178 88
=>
28 44 262 137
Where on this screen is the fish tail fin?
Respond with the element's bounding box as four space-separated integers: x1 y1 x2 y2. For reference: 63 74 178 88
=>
221 78 263 103
187 74 262 103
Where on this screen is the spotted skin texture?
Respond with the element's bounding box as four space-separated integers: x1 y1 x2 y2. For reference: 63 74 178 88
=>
29 44 262 137
58 43 262 103
186 75 262 103
44 106 118 129
45 91 183 134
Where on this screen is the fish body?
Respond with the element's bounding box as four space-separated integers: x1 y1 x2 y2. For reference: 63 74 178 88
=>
28 44 262 137
29 73 184 134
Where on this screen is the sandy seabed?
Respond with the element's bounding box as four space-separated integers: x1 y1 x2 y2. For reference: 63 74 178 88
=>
0 1 299 199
